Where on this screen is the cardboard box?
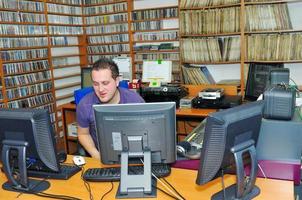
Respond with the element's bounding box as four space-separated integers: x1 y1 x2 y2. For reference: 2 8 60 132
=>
67 122 78 137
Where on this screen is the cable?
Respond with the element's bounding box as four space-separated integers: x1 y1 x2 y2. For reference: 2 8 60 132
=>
155 186 179 199
139 158 185 200
221 169 226 200
100 181 113 200
80 166 94 200
257 163 267 179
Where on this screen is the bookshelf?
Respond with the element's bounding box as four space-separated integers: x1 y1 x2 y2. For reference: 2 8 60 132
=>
130 0 180 82
179 0 244 94
179 0 302 95
0 0 57 124
83 0 131 70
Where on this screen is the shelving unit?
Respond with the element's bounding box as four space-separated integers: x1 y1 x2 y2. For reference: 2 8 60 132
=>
130 2 180 82
179 0 243 93
83 0 131 68
0 0 57 123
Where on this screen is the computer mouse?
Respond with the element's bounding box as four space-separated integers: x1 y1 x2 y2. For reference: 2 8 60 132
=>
57 151 67 163
73 156 86 166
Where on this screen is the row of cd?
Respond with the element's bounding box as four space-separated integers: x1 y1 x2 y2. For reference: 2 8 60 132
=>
84 2 127 15
88 34 129 44
6 82 53 100
85 13 127 25
86 23 128 35
1 48 48 61
134 31 178 41
87 44 129 54
0 0 44 12
3 60 50 75
0 12 46 23
7 92 54 109
4 71 52 88
0 37 48 49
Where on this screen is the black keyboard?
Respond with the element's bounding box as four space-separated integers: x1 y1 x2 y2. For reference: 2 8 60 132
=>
83 164 171 182
27 164 81 180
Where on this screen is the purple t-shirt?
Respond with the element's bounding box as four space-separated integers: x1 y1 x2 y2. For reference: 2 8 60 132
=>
76 87 145 148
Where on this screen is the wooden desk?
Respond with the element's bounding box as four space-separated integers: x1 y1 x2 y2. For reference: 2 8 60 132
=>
0 156 294 200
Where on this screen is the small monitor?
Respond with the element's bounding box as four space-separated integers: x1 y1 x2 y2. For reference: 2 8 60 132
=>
0 108 59 192
196 100 264 200
81 67 92 88
93 102 176 198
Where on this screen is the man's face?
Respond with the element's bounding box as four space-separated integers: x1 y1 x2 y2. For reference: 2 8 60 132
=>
91 69 119 103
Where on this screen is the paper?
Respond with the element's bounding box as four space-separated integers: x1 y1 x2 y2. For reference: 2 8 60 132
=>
142 61 172 83
113 57 131 80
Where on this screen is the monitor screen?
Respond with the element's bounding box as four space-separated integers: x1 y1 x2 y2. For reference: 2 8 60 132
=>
81 67 92 89
0 108 60 192
93 102 176 165
196 100 264 199
93 102 176 198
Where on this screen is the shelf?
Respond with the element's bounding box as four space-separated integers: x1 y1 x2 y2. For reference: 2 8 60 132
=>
86 31 129 36
0 45 49 51
84 10 128 17
244 29 302 34
5 79 52 90
88 41 129 46
245 60 302 63
55 82 81 90
85 20 128 26
132 28 179 33
134 60 179 63
7 89 53 102
47 12 82 17
88 51 130 55
53 63 82 69
2 57 49 64
0 8 44 14
53 73 81 80
51 54 85 58
181 61 241 65
134 49 179 53
83 0 127 7
180 32 241 37
179 3 241 10
0 21 46 25
48 23 82 27
131 17 179 23
3 68 51 77
133 39 179 43
244 0 302 6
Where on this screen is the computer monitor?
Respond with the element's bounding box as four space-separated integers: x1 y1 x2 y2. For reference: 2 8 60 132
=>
93 102 176 198
196 100 264 200
0 108 59 193
81 67 92 88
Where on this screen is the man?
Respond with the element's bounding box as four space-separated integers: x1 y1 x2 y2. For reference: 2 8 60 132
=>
76 58 145 159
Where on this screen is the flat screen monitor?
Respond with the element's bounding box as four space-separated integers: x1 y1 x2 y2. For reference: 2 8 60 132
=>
0 108 59 192
81 67 92 88
196 100 264 200
93 102 176 198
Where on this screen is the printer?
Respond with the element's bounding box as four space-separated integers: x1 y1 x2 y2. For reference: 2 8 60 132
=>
140 85 188 108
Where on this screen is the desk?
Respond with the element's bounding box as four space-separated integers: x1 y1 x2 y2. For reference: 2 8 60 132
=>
0 156 294 200
59 84 239 153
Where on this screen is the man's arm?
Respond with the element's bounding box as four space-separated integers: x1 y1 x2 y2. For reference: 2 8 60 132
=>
77 126 100 159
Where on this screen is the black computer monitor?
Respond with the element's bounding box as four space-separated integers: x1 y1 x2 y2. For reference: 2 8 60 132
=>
0 108 59 193
196 100 264 200
81 67 92 88
93 102 176 198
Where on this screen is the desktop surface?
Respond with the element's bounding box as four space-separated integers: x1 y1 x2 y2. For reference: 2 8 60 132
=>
0 155 294 200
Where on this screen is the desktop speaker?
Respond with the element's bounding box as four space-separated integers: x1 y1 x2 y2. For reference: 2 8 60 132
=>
270 68 289 86
263 85 296 120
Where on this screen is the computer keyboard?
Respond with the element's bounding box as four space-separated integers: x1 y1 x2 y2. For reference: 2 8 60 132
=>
83 163 171 182
27 164 81 180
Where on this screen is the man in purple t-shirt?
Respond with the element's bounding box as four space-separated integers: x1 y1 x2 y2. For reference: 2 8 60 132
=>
76 58 144 159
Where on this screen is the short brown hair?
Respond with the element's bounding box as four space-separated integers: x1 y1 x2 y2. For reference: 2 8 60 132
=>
92 58 119 79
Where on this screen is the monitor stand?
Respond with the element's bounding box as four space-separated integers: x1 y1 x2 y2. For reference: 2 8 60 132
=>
212 139 260 200
1 140 50 193
116 150 156 199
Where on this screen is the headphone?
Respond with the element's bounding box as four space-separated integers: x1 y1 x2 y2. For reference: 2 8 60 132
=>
177 141 201 160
